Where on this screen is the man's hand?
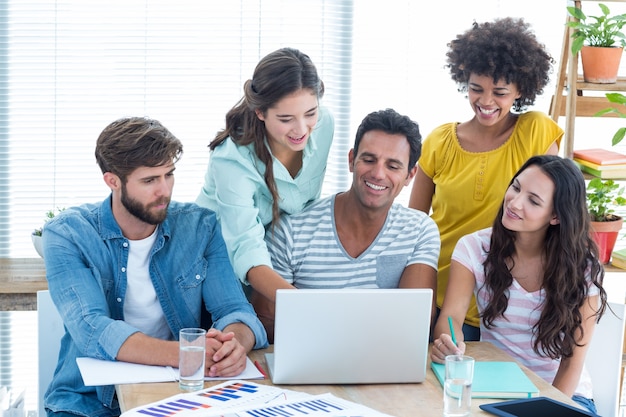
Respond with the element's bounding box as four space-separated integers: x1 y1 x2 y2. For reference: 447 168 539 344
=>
204 327 248 377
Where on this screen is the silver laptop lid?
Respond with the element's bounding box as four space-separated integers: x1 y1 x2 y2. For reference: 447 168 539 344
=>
267 288 433 384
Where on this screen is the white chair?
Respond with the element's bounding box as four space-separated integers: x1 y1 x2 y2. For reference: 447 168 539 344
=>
37 290 64 417
585 301 625 417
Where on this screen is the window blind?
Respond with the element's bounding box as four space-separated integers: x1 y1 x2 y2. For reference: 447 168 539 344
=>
1 0 354 258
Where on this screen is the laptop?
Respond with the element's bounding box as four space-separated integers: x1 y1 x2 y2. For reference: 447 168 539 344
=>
265 288 433 384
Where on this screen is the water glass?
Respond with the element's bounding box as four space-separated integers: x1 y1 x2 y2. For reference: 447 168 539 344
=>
179 328 206 391
443 355 474 417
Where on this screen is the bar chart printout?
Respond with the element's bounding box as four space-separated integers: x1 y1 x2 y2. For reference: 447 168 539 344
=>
120 380 394 417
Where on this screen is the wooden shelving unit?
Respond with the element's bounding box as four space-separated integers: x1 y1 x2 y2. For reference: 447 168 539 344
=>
550 0 626 158
555 6 626 396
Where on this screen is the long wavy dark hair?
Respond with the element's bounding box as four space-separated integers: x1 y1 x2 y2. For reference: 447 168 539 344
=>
209 47 324 225
481 155 607 359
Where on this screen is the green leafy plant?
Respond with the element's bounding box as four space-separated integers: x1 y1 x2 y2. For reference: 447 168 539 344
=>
587 178 626 221
566 3 626 54
595 92 626 146
32 207 65 236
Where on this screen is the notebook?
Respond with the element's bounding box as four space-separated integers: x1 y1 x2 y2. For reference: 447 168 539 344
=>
431 361 539 399
265 288 433 384
573 159 626 179
572 148 626 165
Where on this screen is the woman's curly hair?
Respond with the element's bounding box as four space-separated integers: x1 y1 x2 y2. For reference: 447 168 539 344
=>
446 17 554 111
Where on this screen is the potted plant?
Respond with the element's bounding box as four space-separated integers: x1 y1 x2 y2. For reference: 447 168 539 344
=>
32 208 64 257
567 3 626 83
587 178 626 263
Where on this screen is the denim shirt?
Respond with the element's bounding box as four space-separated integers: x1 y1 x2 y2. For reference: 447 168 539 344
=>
42 195 268 417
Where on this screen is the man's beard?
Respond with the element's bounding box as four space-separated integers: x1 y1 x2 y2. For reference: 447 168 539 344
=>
121 184 169 225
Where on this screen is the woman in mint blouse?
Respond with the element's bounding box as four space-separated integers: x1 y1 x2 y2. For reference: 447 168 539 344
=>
196 48 334 324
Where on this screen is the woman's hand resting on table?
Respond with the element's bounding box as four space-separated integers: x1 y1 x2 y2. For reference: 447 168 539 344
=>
430 333 466 364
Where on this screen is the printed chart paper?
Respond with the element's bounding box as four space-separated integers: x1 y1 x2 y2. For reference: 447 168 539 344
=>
120 380 393 417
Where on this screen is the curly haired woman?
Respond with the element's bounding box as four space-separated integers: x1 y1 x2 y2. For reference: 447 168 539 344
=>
409 18 563 340
431 155 607 415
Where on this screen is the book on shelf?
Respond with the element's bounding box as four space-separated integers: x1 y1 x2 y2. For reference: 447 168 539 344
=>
572 160 626 179
431 361 539 399
573 158 626 171
573 148 626 166
611 248 626 270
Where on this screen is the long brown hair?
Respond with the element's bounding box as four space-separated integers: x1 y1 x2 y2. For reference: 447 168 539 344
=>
210 47 324 224
480 155 607 359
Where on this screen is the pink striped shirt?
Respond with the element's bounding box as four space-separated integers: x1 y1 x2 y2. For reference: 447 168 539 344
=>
452 227 596 398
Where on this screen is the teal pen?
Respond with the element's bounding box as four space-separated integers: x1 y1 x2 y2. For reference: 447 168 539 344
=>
448 316 457 346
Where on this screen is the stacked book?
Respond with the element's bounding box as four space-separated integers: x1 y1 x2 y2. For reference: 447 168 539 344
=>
612 247 626 270
573 148 626 179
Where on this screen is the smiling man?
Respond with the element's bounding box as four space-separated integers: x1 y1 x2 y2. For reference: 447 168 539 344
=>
255 109 440 341
41 117 267 417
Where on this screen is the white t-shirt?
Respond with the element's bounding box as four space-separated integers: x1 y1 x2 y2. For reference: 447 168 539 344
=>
123 227 171 340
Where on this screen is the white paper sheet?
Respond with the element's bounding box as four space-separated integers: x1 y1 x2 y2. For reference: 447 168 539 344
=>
76 357 263 386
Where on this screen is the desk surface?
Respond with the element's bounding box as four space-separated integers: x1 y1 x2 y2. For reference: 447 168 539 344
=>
116 342 577 417
0 257 47 310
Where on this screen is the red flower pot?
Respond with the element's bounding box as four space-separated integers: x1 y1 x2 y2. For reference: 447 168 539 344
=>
590 218 624 264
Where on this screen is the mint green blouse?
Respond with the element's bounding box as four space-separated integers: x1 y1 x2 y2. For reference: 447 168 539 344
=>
196 107 334 283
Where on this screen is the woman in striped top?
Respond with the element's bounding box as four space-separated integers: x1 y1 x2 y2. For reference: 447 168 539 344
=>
431 155 607 414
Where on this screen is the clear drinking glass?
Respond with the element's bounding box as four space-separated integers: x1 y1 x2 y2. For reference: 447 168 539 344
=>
179 328 206 391
443 355 474 417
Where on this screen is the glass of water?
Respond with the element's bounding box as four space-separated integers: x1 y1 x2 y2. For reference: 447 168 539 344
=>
443 355 474 417
179 328 206 391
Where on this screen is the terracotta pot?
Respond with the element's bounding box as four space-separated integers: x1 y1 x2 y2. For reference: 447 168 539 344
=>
590 217 624 263
580 46 623 84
